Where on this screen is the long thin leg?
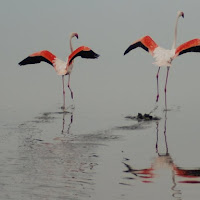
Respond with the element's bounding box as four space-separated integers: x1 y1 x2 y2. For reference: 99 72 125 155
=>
156 67 161 102
62 75 65 109
164 67 170 110
68 74 73 99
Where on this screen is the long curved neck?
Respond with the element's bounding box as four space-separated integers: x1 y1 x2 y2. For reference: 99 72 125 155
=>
172 14 180 49
69 35 73 53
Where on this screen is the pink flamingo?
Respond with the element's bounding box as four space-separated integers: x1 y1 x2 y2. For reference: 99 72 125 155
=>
19 35 99 109
124 11 200 109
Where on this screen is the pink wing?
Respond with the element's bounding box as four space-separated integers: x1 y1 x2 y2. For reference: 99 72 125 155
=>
67 46 99 66
124 36 158 56
19 50 56 66
174 38 200 58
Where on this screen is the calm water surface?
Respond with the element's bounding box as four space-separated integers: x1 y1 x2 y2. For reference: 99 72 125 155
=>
1 1 200 199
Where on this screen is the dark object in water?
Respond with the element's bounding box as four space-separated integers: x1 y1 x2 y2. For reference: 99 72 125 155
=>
125 113 160 121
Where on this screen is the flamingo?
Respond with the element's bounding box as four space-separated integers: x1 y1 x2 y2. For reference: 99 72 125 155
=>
18 35 99 109
124 11 200 109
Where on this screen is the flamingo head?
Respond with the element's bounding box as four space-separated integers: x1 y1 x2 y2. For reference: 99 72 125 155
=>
178 11 184 18
70 32 79 39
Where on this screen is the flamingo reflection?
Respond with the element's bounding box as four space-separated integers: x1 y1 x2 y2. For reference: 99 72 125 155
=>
61 111 73 135
155 111 168 154
123 112 200 199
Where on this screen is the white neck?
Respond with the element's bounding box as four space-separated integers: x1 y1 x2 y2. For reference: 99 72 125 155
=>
172 14 180 49
70 35 73 53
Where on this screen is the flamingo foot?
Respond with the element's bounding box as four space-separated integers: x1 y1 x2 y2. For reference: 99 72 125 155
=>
61 106 65 110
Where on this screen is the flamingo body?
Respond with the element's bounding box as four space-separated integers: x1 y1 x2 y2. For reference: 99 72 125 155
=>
153 47 175 67
53 58 68 75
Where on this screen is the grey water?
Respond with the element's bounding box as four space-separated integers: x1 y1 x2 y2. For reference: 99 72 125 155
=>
1 1 200 199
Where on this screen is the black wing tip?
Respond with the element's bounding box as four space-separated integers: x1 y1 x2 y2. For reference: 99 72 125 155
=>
124 46 132 56
18 58 28 66
124 41 149 56
178 46 200 56
94 53 100 58
90 50 100 58
124 49 128 56
18 56 53 66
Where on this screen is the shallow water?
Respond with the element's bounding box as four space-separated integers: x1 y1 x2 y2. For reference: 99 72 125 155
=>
1 1 200 199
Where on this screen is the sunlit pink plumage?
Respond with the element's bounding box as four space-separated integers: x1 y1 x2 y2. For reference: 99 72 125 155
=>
124 11 200 109
19 33 99 109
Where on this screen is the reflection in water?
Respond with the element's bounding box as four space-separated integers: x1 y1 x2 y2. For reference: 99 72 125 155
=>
61 111 73 135
155 111 168 154
0 110 100 200
123 111 200 200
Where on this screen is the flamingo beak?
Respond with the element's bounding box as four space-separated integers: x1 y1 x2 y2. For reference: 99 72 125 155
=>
75 33 79 39
181 12 184 18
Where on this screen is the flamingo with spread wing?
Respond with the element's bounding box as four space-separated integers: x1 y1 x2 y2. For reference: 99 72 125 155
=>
19 33 99 109
124 11 200 109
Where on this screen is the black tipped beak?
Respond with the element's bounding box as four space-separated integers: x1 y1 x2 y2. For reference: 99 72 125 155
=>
182 12 184 18
76 34 79 39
